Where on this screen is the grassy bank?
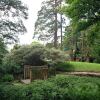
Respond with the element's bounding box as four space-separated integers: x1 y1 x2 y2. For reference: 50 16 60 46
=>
56 61 100 72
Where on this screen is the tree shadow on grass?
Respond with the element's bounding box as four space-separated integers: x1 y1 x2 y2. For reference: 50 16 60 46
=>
56 62 75 72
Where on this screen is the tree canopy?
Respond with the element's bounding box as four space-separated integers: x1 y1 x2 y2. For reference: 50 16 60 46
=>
62 0 100 62
63 0 100 33
34 0 64 48
0 0 28 43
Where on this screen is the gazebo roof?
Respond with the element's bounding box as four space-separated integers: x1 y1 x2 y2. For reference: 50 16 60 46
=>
24 65 48 69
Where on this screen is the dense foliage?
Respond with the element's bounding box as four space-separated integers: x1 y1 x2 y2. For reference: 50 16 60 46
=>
0 38 7 64
62 0 100 62
1 74 14 82
2 43 46 76
0 0 28 77
0 75 100 100
2 43 67 77
0 1 100 99
46 48 69 64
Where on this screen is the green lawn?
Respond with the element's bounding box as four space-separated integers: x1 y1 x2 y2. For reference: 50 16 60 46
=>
56 61 100 72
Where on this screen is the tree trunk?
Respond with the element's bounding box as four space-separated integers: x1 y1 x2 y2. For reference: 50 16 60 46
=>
60 0 63 49
54 0 58 48
60 12 63 49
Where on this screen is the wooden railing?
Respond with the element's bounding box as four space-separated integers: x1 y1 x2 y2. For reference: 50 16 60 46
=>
24 65 49 81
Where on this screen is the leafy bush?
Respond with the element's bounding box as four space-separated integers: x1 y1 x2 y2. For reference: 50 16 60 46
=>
92 45 100 63
2 44 47 78
3 43 46 67
0 65 6 79
2 74 14 82
0 38 8 64
23 44 46 66
45 48 69 65
3 43 69 77
0 75 100 100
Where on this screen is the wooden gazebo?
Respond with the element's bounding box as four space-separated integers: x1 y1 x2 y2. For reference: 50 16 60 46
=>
24 65 49 81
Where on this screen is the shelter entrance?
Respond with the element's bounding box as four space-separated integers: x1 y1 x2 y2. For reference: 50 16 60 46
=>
23 65 49 81
24 65 32 79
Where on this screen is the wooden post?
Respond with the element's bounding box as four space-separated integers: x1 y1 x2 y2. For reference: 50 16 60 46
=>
28 67 29 78
24 66 25 79
30 67 32 82
26 67 27 79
